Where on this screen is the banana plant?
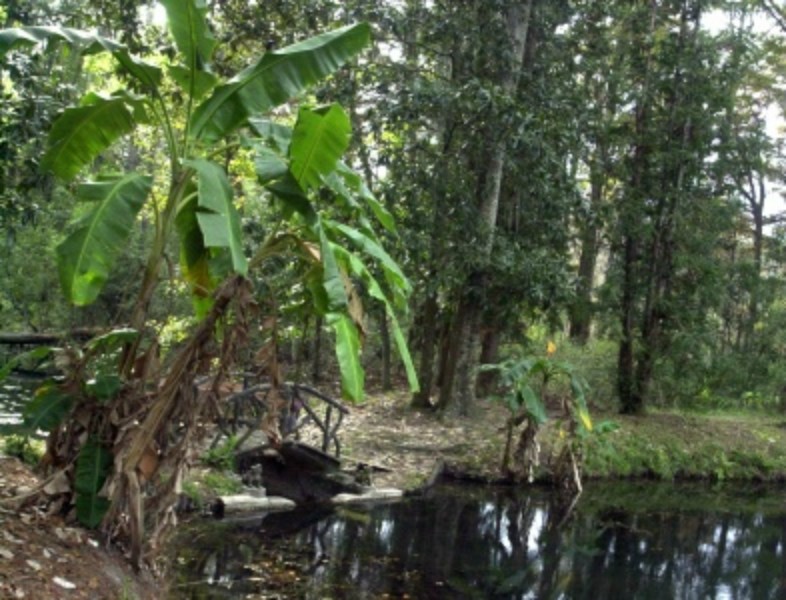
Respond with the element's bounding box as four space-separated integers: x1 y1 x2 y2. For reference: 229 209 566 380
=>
0 0 417 534
481 349 592 486
0 2 414 396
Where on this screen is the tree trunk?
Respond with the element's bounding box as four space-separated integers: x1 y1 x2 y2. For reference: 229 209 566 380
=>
619 1 701 413
438 0 533 416
311 316 323 383
569 196 601 344
411 293 439 408
476 325 502 396
618 234 641 414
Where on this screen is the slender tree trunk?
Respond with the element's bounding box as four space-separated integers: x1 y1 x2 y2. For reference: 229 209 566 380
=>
411 293 439 408
438 0 533 416
311 316 323 383
744 173 765 347
620 1 700 412
617 2 657 415
618 234 640 413
476 325 502 396
569 171 603 344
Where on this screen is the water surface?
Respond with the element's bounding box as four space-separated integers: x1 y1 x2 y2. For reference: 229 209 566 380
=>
172 481 786 599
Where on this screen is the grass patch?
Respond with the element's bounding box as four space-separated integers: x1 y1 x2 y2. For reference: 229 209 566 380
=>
565 410 786 482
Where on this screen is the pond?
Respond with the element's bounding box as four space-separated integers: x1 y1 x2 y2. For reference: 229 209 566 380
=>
170 481 786 599
0 374 39 427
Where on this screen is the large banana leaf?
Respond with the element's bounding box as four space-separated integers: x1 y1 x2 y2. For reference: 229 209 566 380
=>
160 0 216 69
75 439 112 495
169 65 218 101
56 174 152 306
184 159 248 275
42 92 145 181
519 385 548 425
176 193 214 307
22 384 73 432
161 0 217 101
266 173 319 226
289 104 352 192
252 143 290 184
248 118 293 153
319 228 349 312
327 220 411 295
327 312 364 401
333 246 419 393
75 439 112 528
0 26 161 89
190 23 370 143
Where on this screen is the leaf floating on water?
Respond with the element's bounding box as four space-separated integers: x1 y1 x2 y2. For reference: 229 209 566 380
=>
53 576 77 590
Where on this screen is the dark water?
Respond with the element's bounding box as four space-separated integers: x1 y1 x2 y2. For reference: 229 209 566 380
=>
171 482 786 599
0 375 38 426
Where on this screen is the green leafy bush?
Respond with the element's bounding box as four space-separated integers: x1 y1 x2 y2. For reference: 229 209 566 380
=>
1 434 44 466
200 436 239 471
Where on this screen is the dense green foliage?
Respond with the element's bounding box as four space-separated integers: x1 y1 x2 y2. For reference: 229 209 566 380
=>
1 1 785 420
0 0 418 564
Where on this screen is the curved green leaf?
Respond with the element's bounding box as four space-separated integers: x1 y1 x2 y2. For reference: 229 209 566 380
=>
335 161 397 234
184 159 248 275
251 143 290 184
161 0 217 102
190 22 371 143
333 246 419 393
22 384 73 432
519 385 548 425
327 312 364 402
42 93 144 180
75 439 113 495
76 494 110 529
248 118 293 152
176 192 214 310
160 0 216 68
85 328 138 354
169 65 218 101
0 26 106 56
319 228 348 312
390 315 419 393
56 174 152 305
570 376 592 431
327 220 410 295
0 26 161 89
289 104 352 192
75 439 113 528
0 346 54 382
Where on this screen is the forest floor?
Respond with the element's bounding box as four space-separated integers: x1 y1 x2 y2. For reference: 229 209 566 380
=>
3 389 786 598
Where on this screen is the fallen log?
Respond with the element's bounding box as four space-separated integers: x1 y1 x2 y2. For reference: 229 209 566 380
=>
216 494 296 514
0 329 98 345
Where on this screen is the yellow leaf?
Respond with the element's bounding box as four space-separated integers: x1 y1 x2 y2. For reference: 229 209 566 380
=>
578 408 593 431
546 341 557 356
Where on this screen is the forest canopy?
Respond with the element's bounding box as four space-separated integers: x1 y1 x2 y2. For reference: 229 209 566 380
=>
0 1 785 445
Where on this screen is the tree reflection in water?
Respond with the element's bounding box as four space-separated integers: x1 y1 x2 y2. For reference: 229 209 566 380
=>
173 483 786 599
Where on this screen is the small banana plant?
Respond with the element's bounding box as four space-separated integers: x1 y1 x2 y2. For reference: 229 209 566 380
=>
481 342 592 491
